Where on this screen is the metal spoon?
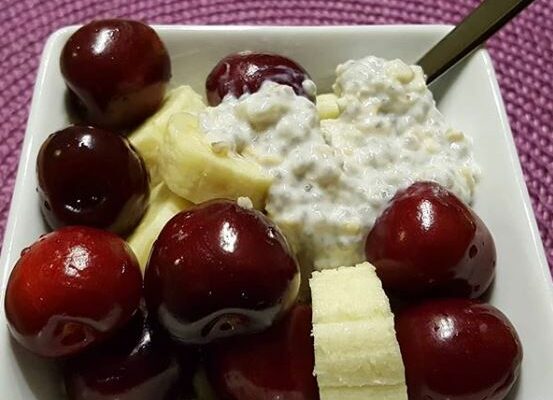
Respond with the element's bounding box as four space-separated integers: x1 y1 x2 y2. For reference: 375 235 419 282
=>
418 0 536 84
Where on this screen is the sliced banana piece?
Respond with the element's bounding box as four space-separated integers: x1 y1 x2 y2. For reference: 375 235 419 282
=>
128 85 206 186
127 183 192 271
316 93 341 119
320 384 408 400
159 112 272 209
310 262 407 400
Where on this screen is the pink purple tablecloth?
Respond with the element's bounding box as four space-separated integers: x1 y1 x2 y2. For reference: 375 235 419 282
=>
0 0 551 272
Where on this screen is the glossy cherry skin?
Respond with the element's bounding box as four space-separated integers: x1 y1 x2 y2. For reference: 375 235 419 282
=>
61 19 171 130
64 307 189 400
205 52 314 106
4 226 142 358
206 304 319 400
37 125 149 236
144 199 300 344
395 299 522 400
365 181 496 299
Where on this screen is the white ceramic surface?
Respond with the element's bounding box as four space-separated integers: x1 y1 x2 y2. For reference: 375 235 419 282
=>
0 25 552 399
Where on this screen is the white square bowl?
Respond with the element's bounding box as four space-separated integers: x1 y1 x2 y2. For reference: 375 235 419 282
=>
1 25 552 400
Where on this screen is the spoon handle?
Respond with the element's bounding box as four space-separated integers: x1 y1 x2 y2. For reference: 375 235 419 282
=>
418 0 536 84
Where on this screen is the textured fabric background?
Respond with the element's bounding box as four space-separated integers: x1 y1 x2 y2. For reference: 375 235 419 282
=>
0 0 551 272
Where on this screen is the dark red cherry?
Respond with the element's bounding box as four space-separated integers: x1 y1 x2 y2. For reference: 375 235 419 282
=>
206 304 319 400
365 181 496 299
61 19 171 130
64 307 190 400
205 52 314 105
395 298 522 400
144 199 300 344
4 226 142 358
37 125 149 236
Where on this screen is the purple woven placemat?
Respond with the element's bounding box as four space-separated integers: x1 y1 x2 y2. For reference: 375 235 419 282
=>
0 0 552 272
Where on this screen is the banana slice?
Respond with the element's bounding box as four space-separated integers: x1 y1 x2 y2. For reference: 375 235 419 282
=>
127 183 192 271
128 85 206 186
316 93 341 120
310 262 407 400
319 385 408 400
159 112 272 209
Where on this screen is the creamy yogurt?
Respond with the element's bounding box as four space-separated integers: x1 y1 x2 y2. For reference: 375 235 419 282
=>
199 56 479 270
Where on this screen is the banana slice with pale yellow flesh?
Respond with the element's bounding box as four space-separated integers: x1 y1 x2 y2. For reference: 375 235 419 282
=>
159 112 272 209
310 262 407 400
128 85 206 186
127 183 192 271
316 93 341 120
